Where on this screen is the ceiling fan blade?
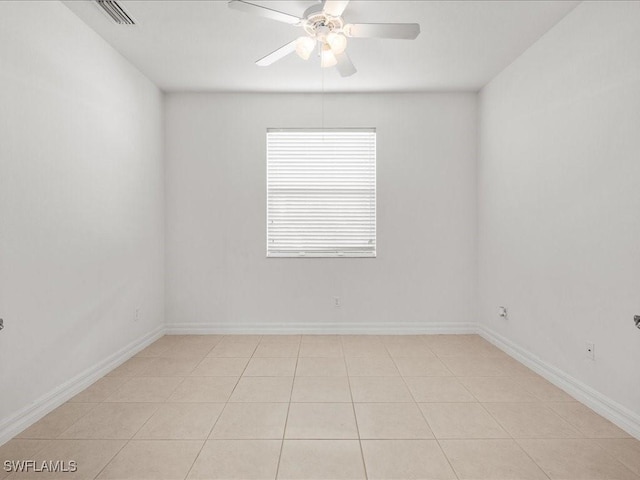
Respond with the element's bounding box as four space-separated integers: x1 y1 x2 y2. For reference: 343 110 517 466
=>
335 52 356 77
255 40 297 66
228 0 301 25
322 0 350 17
344 23 420 39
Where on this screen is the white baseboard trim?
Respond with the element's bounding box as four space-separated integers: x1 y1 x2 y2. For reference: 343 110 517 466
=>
478 325 640 440
0 325 164 446
164 321 478 335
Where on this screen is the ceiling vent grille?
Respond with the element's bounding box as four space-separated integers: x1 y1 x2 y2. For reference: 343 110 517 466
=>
95 0 136 25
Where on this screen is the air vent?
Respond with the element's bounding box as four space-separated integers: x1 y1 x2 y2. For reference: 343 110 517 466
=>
95 0 136 25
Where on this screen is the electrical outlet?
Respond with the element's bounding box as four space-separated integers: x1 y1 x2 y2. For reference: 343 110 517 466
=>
333 297 341 307
498 306 508 319
134 308 140 322
585 342 595 360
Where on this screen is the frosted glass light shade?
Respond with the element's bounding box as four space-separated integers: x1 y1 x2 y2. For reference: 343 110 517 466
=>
326 33 347 54
321 43 337 68
295 36 316 60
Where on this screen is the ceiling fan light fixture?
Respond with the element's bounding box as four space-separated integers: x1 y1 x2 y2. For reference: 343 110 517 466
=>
295 36 316 60
320 43 337 68
326 32 347 54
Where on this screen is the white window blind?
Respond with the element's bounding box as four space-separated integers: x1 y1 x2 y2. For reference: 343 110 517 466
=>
267 129 376 258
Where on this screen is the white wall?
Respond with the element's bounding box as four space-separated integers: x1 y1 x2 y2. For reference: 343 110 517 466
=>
0 1 164 435
479 1 640 419
165 93 477 332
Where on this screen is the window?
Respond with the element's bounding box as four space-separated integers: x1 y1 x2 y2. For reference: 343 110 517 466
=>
267 129 376 258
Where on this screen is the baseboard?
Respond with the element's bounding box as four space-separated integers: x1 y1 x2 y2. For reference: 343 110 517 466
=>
164 321 478 335
478 325 640 440
0 325 164 446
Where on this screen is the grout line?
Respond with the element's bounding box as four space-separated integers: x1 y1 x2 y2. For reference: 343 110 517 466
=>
341 336 369 480
470 400 551 479
274 337 301 480
182 334 251 480
385 341 461 480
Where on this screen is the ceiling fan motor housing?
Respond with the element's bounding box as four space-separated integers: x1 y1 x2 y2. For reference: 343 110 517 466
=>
302 4 344 40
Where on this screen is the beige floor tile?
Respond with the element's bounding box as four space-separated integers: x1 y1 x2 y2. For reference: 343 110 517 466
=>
457 377 537 402
441 439 548 480
295 357 347 377
342 345 390 357
291 377 351 402
210 403 288 439
419 403 508 439
385 343 436 358
97 440 203 480
187 440 280 480
107 357 159 377
135 340 172 358
440 356 509 376
495 356 536 376
259 335 301 345
59 403 158 439
285 403 358 439
139 357 201 376
0 439 47 461
253 343 299 358
168 376 238 403
423 336 477 356
341 336 384 346
355 403 434 439
69 377 128 403
17 403 95 439
597 438 640 476
301 335 342 344
379 335 429 347
362 439 456 480
153 335 189 345
219 335 262 343
512 375 575 401
104 376 183 402
393 357 452 377
349 377 413 402
177 335 224 347
404 377 476 402
162 344 214 359
547 402 632 438
229 377 293 402
298 342 344 358
0 439 48 479
7 439 125 480
278 440 365 480
483 402 582 438
134 403 224 439
346 356 399 376
208 342 258 358
431 339 505 358
190 357 249 376
518 439 638 479
243 357 297 376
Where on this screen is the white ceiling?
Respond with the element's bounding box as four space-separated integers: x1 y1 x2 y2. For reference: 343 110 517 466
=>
64 0 579 92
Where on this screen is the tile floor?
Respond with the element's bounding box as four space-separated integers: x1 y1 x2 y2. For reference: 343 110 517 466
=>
1 334 639 480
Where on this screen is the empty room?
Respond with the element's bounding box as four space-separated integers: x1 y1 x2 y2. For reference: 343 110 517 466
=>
1 0 639 479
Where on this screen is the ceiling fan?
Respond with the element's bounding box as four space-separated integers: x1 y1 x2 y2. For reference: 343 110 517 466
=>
228 0 420 77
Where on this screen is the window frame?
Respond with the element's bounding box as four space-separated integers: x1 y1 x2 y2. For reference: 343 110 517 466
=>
266 128 377 259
